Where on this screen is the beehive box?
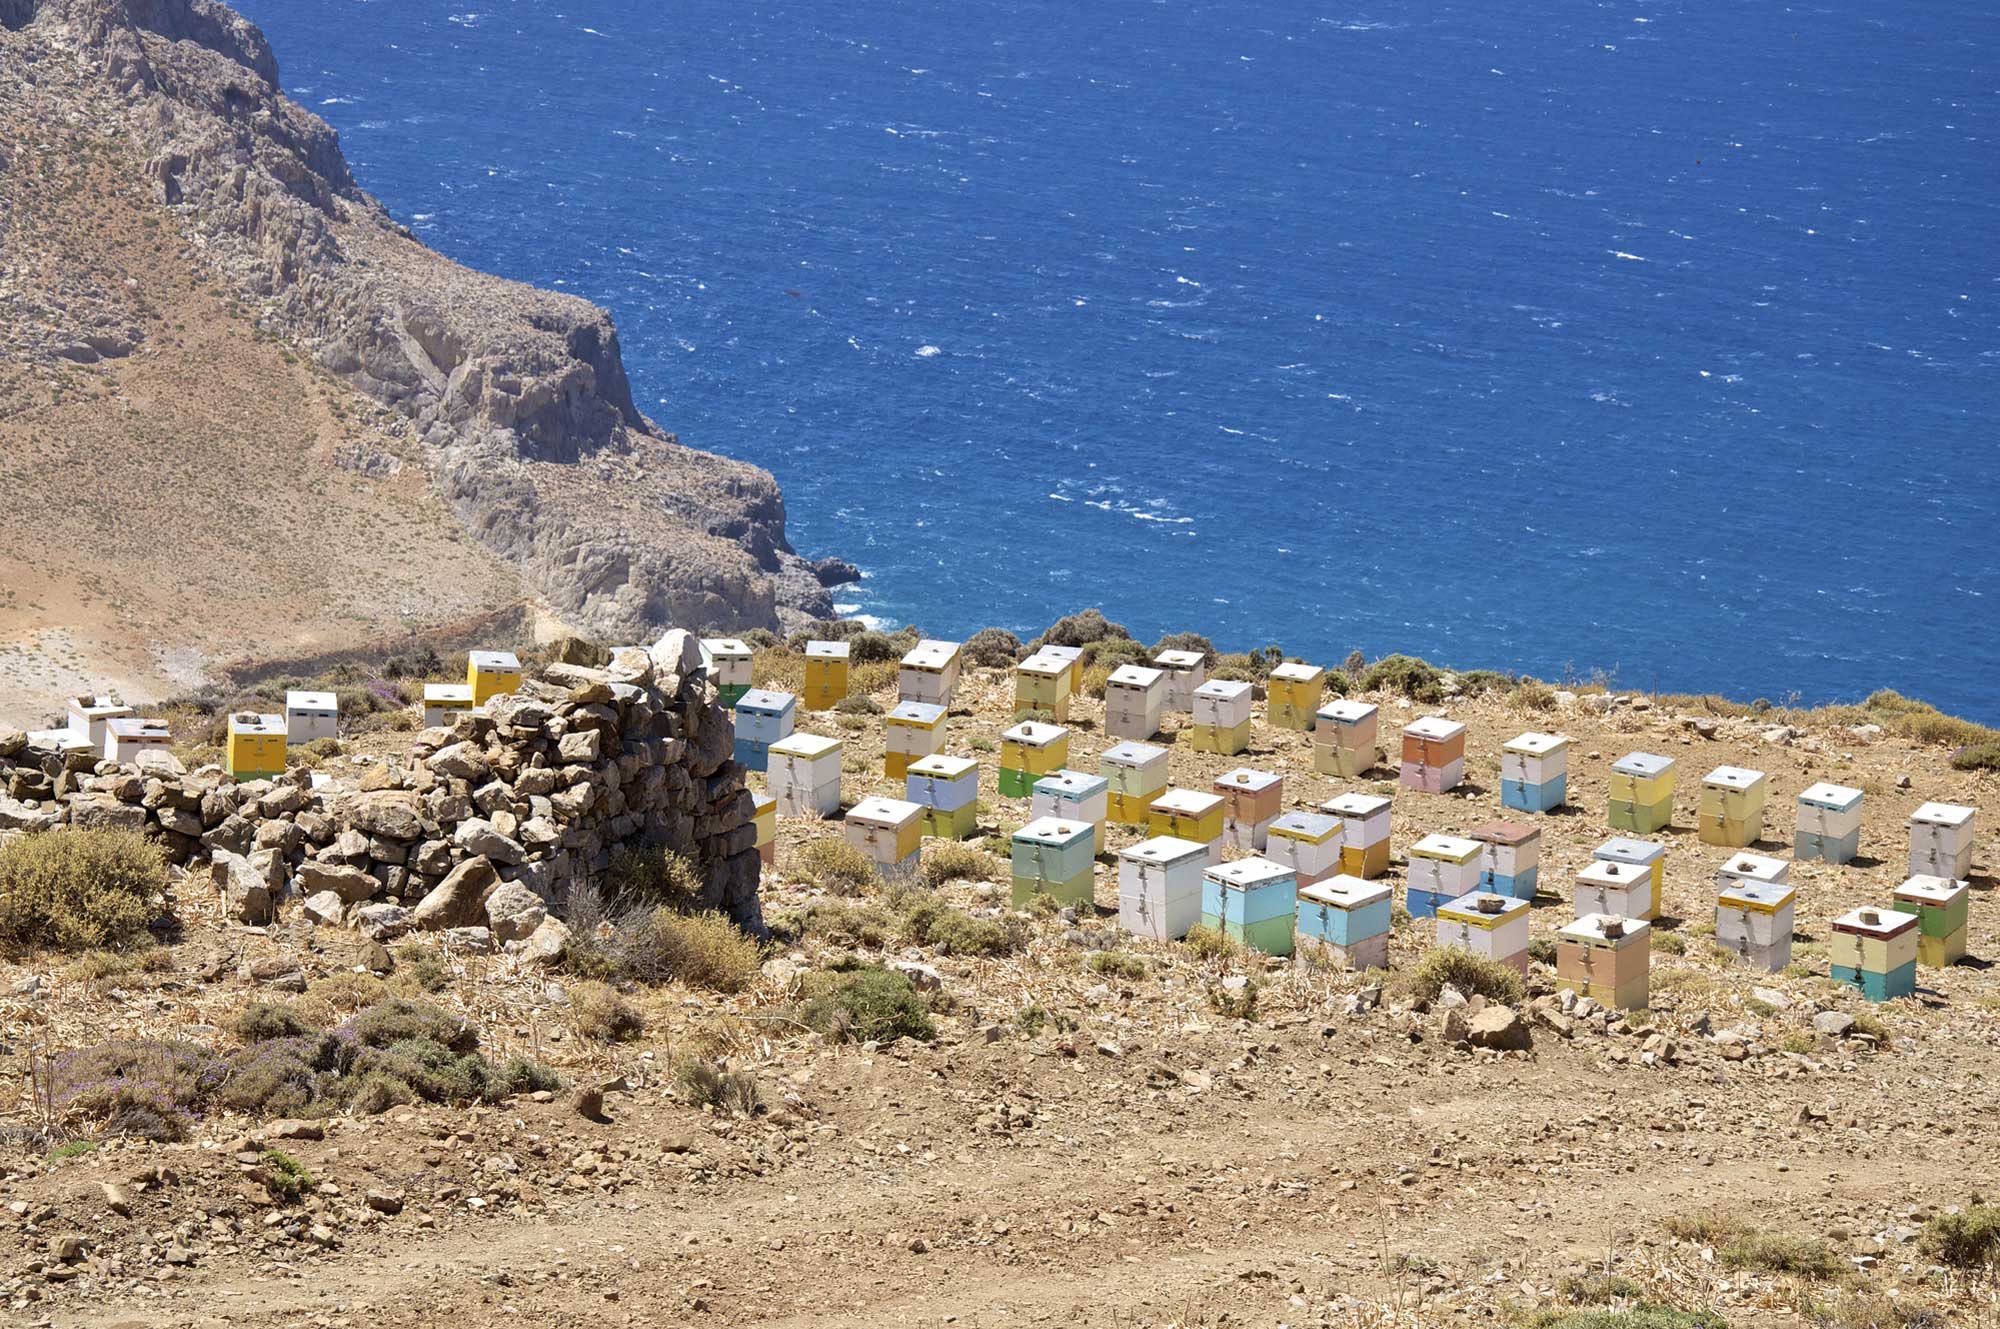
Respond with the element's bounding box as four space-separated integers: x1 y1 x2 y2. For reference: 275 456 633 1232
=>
1698 766 1768 848
284 691 339 746
1406 834 1483 919
1556 914 1651 1010
768 733 845 819
1037 645 1085 696
1153 649 1208 712
225 712 287 782
1031 769 1110 851
1435 892 1532 974
1909 803 1977 881
1830 907 1919 1002
1575 859 1655 922
883 701 949 780
1593 837 1666 919
1295 875 1392 970
1500 732 1568 813
898 639 963 706
66 695 133 751
1117 836 1208 941
1214 767 1283 851
701 638 755 708
733 689 798 773
1149 789 1226 862
1715 881 1795 972
1265 811 1344 886
1312 700 1379 777
802 640 851 711
1796 782 1864 864
1011 816 1097 908
467 650 522 706
1102 741 1170 824
1716 852 1790 895
1470 819 1542 900
845 797 925 879
1265 662 1325 731
1104 665 1165 742
752 791 777 866
422 683 474 730
1187 680 1253 755
1323 793 1392 879
1891 874 1970 969
1014 652 1073 722
906 754 980 839
1608 752 1676 833
103 716 172 765
1398 717 1467 793
1202 857 1298 956
999 721 1072 799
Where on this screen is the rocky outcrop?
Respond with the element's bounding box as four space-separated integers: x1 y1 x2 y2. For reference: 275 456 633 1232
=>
0 641 766 941
2 0 835 636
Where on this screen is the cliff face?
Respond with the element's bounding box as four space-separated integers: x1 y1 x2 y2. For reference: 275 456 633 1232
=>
5 0 834 638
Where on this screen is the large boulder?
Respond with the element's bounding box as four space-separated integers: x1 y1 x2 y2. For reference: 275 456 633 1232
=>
345 791 422 841
411 856 499 931
453 817 525 865
210 851 272 925
294 861 379 904
483 879 547 943
1467 1005 1533 1053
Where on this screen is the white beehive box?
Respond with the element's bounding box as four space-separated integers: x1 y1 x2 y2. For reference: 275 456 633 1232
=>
844 796 925 876
1407 834 1484 899
1322 793 1392 847
103 716 172 764
1797 782 1864 837
67 695 133 751
1435 892 1531 971
1192 679 1253 729
285 691 339 746
1716 851 1790 892
1104 665 1166 740
906 753 980 813
1499 732 1569 785
768 733 845 818
1117 836 1208 941
1715 881 1796 971
1909 802 1976 880
1575 859 1653 919
898 640 963 705
422 683 475 730
700 637 755 689
1153 649 1208 712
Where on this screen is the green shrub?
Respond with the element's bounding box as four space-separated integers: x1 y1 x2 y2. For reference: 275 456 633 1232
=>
1183 925 1241 963
1016 707 1058 724
342 998 479 1054
1361 654 1445 703
1555 1273 1648 1305
832 695 883 716
231 1002 316 1044
849 659 901 696
899 897 1022 957
0 829 165 954
1207 978 1259 1021
918 841 1001 889
1654 931 1687 955
497 1057 562 1096
963 627 1024 668
847 628 921 665
604 845 704 909
387 944 450 995
260 1148 315 1203
1920 1203 2000 1270
1034 609 1131 649
1951 742 2000 772
1320 671 1349 697
801 965 935 1044
776 899 900 950
676 1059 761 1115
1517 678 1558 711
48 1140 97 1161
1456 669 1514 696
1088 952 1146 980
796 838 877 893
612 907 761 992
1719 1230 1841 1280
1084 637 1148 670
569 981 646 1041
1399 947 1525 1007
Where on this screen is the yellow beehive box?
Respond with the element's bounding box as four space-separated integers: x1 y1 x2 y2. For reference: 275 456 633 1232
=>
1013 652 1072 722
1102 741 1171 823
802 640 851 710
1698 766 1768 847
1313 699 1379 777
1037 645 1085 696
225 712 288 782
422 683 475 730
1324 792 1393 879
884 701 949 780
999 720 1071 797
467 650 522 706
752 792 777 866
1265 662 1325 731
1609 752 1677 806
843 797 926 877
1148 789 1225 857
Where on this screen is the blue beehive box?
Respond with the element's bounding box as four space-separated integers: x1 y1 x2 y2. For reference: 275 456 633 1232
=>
1296 875 1393 947
1201 858 1297 955
1501 775 1566 814
733 737 770 773
734 689 798 745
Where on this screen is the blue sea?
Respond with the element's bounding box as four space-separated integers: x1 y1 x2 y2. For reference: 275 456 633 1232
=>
235 0 1999 722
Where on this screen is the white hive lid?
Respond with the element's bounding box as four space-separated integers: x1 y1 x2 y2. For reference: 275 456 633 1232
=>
1002 720 1069 746
468 650 519 670
1799 781 1863 808
702 637 752 658
849 796 923 828
1594 836 1665 865
1560 913 1650 945
1194 678 1251 701
1404 716 1466 741
1894 874 1966 905
1107 664 1164 688
805 639 851 660
286 691 337 710
1704 765 1764 790
1911 802 1975 827
1613 752 1674 777
1503 731 1567 756
1216 767 1281 793
1325 792 1391 818
770 733 842 759
1208 856 1294 889
1271 810 1340 839
1038 768 1108 796
1719 852 1788 879
1102 740 1167 765
1015 816 1092 846
1120 835 1208 864
902 639 961 668
1411 834 1482 861
1153 788 1223 816
1270 661 1324 683
736 689 796 712
888 700 947 725
1153 650 1205 669
1718 880 1795 910
908 753 977 780
424 683 474 702
1299 874 1391 910
1317 699 1377 723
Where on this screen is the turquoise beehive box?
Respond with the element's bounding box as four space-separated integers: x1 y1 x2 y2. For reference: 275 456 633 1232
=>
1201 857 1297 956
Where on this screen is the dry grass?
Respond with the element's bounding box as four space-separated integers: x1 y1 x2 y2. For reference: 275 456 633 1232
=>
0 829 166 955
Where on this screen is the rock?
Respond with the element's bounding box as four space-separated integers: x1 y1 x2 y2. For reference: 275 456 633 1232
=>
347 792 422 840
359 764 404 793
301 890 347 927
483 880 547 942
50 1234 87 1262
1534 1010 1574 1039
573 1084 607 1121
365 1189 404 1215
1813 1011 1856 1038
889 960 942 992
210 850 273 925
650 629 705 682
99 1182 130 1217
1467 1006 1532 1052
523 917 572 965
295 861 379 904
355 902 413 941
428 742 491 781
1439 1008 1471 1046
266 1119 324 1141
411 856 499 930
68 795 148 832
0 726 26 757
557 730 603 763
133 748 186 777
453 818 526 866
1752 987 1792 1011
0 796 61 833
443 925 494 951
1894 773 1912 789
362 941 394 973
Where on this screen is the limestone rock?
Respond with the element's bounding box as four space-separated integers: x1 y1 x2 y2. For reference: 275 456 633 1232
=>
411 856 499 930
295 861 379 905
1467 1006 1532 1052
483 879 547 942
355 902 412 941
301 890 346 926
210 851 273 925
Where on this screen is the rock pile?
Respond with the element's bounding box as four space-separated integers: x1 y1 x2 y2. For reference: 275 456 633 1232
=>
0 632 763 950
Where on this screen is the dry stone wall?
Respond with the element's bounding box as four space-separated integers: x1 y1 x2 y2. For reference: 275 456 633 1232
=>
0 632 764 950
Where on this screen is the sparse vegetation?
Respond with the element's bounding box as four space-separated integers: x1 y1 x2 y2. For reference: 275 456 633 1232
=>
1033 609 1131 650
1520 1308 1728 1329
963 627 1023 668
609 907 762 992
833 695 883 716
796 838 877 894
1183 926 1242 963
1920 1202 2000 1271
1361 654 1446 703
1663 1213 1840 1281
917 841 1001 889
260 1148 315 1202
800 964 936 1044
568 981 647 1041
0 828 166 955
1399 947 1526 1007
604 845 705 910
1950 742 2000 772
899 896 1023 957
676 1059 762 1115
1089 952 1146 980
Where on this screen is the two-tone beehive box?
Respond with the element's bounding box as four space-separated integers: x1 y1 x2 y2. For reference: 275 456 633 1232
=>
1698 766 1768 848
1187 680 1253 756
752 791 777 866
1830 906 1918 1002
1470 819 1542 900
701 638 755 708
1716 852 1790 896
1399 716 1466 793
1014 652 1072 722
1011 816 1097 908
1030 769 1110 851
1104 665 1165 742
1796 782 1863 865
1153 649 1208 712
1593 837 1666 919
422 683 474 730
1202 857 1297 956
883 700 948 781
1323 793 1393 879
1407 834 1483 919
999 720 1071 799
768 733 844 818
225 712 288 782
467 650 522 707
1117 836 1208 941
1264 811 1344 886
906 753 980 839
1608 752 1676 834
1312 699 1379 778
1576 859 1655 922
1102 741 1170 824
802 640 851 711
1214 767 1283 852
732 689 797 774
1435 891 1532 975
1149 789 1226 863
1265 662 1325 732
898 639 963 706
1500 732 1568 813
1037 645 1085 697
845 797 925 880
1556 914 1651 1011
1296 874 1392 970
1715 880 1795 972
1891 875 1969 969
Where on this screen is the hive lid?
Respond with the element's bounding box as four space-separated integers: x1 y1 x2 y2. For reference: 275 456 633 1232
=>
1102 740 1168 766
735 688 797 712
1014 815 1094 846
1717 881 1795 910
1152 788 1224 816
1470 819 1540 847
1037 645 1084 665
1298 875 1391 910
1035 768 1109 797
1119 835 1209 865
1560 913 1650 945
467 650 520 670
1193 678 1252 701
901 639 962 668
1316 699 1378 723
1207 856 1295 889
1216 767 1281 793
848 796 924 827
286 691 338 710
1832 906 1918 939
1438 891 1528 924
770 732 843 759
1612 752 1674 778
1269 662 1325 683
1016 653 1069 677
1704 765 1765 790
1002 720 1069 746
1107 664 1165 688
1411 834 1482 862
1324 792 1392 818
1720 853 1789 881
1893 874 1967 905
804 640 851 660
1153 649 1206 669
1594 836 1665 866
1911 802 1976 828
68 695 133 717
907 753 978 780
751 791 777 814
887 700 948 725
106 716 170 738
228 712 286 735
1270 811 1341 839
1404 716 1467 741
701 637 752 658
1578 859 1647 889
1502 731 1568 756
423 683 474 702
1798 781 1863 809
